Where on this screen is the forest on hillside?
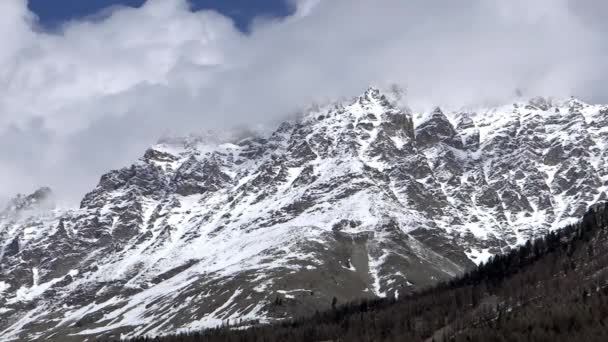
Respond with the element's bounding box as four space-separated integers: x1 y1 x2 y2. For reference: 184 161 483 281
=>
122 202 608 342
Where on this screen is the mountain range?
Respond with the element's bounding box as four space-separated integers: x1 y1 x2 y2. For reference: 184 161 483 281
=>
1 87 607 341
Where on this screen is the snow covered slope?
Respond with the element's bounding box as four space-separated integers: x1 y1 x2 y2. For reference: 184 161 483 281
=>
1 88 607 340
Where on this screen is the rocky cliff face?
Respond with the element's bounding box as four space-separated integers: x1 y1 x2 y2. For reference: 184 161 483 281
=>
1 88 607 340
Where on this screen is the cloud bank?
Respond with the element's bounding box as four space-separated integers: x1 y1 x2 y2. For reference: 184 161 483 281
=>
0 0 606 204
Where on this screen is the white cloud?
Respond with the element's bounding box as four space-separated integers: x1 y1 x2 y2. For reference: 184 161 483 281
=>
0 0 606 204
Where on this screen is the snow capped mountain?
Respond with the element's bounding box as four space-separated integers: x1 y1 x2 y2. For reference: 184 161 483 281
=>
1 88 607 340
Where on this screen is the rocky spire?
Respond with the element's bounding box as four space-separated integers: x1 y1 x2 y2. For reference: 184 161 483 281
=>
415 107 459 148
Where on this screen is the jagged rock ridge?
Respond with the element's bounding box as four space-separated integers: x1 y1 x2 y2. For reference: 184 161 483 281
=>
1 88 607 341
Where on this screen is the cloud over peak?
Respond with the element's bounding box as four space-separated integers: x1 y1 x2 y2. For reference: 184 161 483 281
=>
0 0 606 203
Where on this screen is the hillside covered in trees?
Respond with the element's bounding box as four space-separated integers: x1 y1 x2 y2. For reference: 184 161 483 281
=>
123 202 608 342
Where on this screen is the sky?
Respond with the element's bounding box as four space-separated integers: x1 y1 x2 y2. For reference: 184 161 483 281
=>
27 0 294 32
0 0 607 205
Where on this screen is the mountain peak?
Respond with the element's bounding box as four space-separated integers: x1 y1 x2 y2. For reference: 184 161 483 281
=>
567 96 589 110
456 113 475 130
431 107 445 117
364 85 380 96
2 187 55 214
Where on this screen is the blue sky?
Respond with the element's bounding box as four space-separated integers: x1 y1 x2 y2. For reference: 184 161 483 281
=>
27 0 293 31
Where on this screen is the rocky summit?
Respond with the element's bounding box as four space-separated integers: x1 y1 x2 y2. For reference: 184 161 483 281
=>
1 88 607 341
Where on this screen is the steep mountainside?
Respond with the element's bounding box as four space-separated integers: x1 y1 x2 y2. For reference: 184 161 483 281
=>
133 201 608 342
1 88 607 340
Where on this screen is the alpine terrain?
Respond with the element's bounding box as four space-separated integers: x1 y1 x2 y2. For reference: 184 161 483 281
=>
1 87 607 341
